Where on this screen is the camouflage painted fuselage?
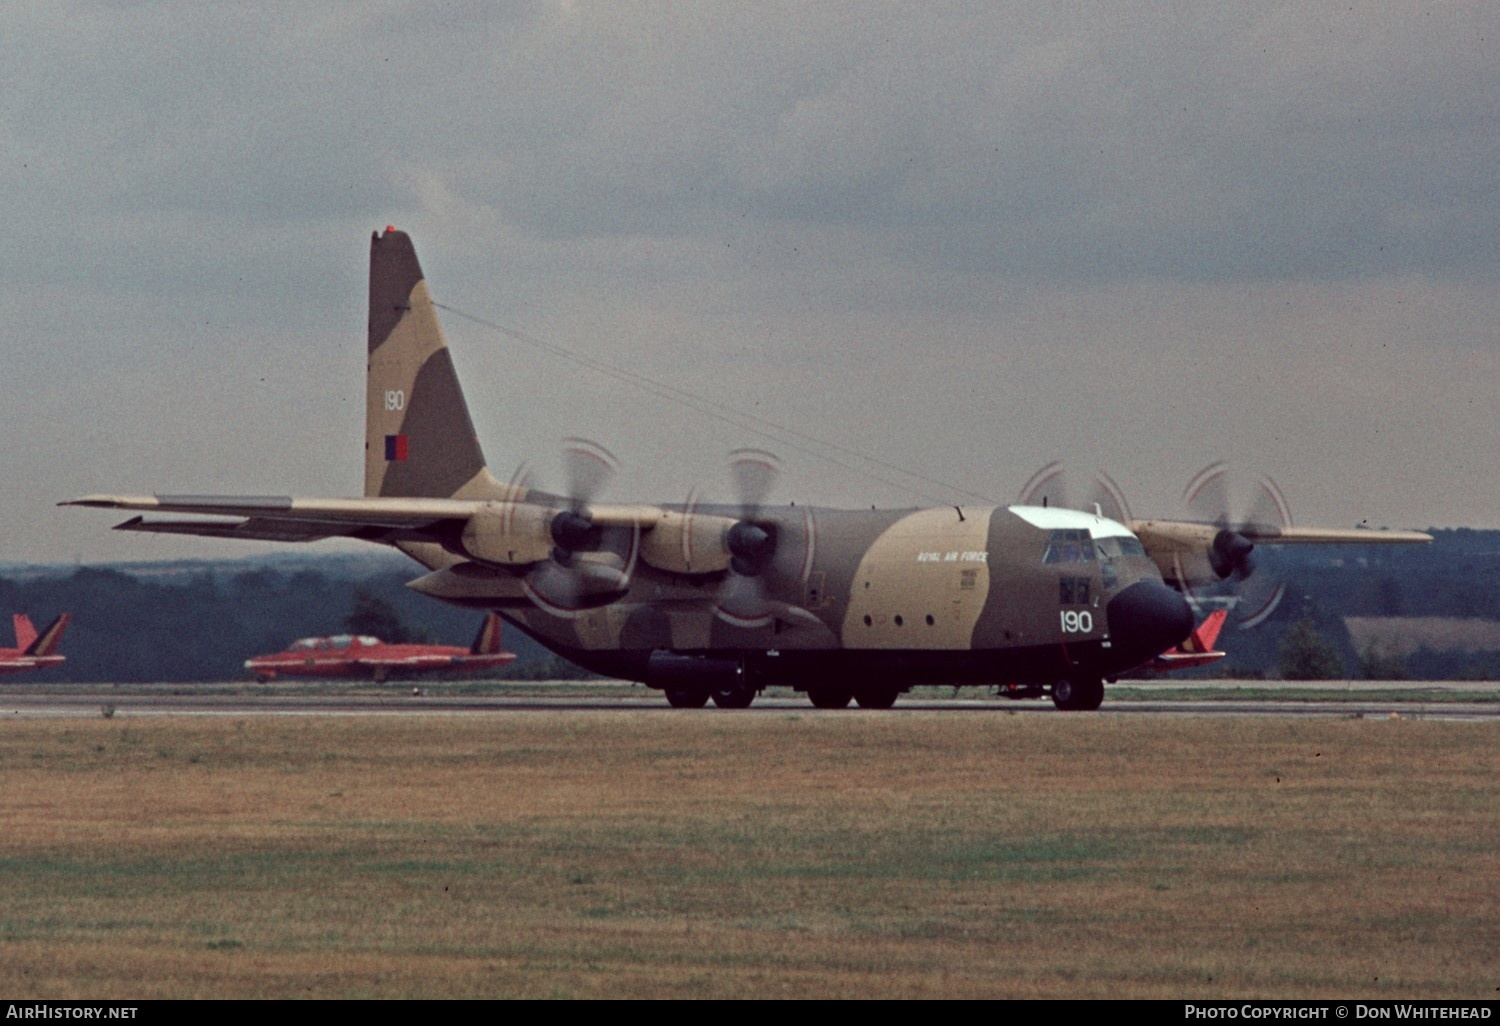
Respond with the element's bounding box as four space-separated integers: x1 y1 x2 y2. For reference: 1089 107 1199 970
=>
398 499 1190 691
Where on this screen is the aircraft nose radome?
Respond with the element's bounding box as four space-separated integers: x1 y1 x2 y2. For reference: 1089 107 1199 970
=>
1106 580 1194 667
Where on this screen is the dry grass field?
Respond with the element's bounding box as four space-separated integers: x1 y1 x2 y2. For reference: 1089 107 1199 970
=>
0 712 1493 999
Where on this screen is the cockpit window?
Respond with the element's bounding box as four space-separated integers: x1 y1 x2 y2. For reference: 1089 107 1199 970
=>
1043 529 1095 564
1095 536 1146 559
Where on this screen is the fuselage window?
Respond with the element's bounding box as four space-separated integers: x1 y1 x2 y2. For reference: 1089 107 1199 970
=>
1059 576 1091 605
1043 529 1095 564
1095 536 1146 559
1101 563 1119 591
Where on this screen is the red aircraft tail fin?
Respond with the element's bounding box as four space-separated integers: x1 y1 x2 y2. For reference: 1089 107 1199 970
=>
24 613 71 656
1181 608 1228 654
13 614 37 652
470 613 504 655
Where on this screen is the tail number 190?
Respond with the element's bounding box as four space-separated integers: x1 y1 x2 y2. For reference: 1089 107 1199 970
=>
1060 610 1093 634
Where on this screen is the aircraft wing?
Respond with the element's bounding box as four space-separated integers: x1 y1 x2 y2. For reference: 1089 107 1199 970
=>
63 494 485 545
1129 518 1430 590
347 654 513 671
1236 526 1432 545
66 494 480 526
350 656 457 671
63 493 664 545
110 516 360 543
1130 519 1432 548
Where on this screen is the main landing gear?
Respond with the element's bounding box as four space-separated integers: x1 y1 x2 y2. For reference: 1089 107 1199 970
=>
806 684 853 708
663 687 757 709
1051 675 1104 711
710 687 756 709
854 685 900 709
804 684 901 709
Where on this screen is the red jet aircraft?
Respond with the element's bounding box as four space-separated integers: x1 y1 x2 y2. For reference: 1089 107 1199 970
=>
0 613 71 675
246 613 515 682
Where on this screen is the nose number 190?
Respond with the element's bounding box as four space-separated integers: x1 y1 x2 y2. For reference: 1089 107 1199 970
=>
1060 610 1093 634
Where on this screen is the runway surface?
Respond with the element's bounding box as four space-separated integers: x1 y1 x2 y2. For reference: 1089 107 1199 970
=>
2 681 1496 720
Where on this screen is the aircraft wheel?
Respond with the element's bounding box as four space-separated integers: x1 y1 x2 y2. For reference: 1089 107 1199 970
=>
854 686 900 710
711 687 756 709
806 685 853 709
664 689 710 709
1052 675 1104 711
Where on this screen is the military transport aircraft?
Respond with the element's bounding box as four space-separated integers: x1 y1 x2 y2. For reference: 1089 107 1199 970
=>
245 612 514 682
67 229 1430 711
0 613 71 676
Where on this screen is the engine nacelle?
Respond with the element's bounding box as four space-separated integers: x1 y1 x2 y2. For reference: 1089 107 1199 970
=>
459 502 556 567
638 510 737 575
1132 519 1267 588
1130 519 1224 590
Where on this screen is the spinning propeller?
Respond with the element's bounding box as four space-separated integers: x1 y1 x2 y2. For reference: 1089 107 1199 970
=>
1177 462 1290 630
714 449 784 625
520 438 635 612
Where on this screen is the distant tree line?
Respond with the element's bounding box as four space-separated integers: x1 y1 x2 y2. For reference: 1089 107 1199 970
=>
0 557 560 682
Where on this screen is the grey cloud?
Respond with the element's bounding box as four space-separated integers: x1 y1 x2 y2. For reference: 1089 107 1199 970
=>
5 1 1500 563
439 4 1500 283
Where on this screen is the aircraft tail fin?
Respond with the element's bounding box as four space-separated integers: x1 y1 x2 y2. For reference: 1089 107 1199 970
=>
23 614 70 657
470 612 504 655
1181 608 1228 654
365 228 507 501
13 614 36 652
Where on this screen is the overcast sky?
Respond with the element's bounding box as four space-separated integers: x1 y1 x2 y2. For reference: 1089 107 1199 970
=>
5 1 1497 565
